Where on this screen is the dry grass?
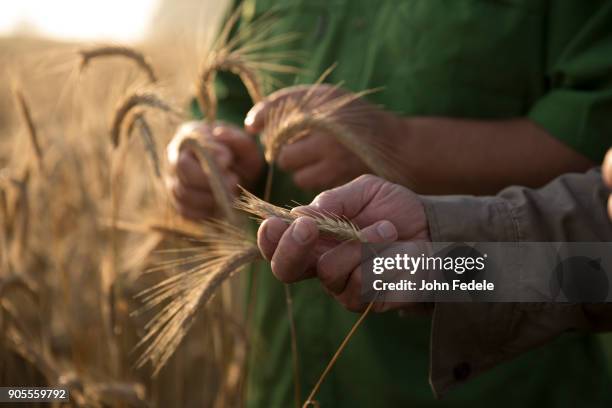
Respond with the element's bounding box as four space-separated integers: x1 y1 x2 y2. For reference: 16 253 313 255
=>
196 6 301 121
78 45 158 84
135 219 259 375
260 70 405 185
110 90 183 147
12 87 44 172
0 5 386 407
0 32 242 407
133 187 365 374
235 186 363 242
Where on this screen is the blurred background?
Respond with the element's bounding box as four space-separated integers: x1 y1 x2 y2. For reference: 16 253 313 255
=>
0 1 255 407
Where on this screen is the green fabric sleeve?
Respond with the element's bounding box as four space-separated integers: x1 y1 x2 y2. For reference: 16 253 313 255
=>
528 2 612 162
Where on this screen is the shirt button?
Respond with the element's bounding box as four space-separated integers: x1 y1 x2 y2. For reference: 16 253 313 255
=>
453 362 471 381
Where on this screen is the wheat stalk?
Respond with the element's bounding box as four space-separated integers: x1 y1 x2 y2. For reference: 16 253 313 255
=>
12 87 44 172
235 186 363 242
78 45 158 83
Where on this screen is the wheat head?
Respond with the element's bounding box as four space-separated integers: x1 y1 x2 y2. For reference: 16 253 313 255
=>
78 45 158 84
234 186 363 242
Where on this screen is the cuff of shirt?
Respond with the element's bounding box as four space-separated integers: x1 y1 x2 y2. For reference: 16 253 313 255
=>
421 195 518 243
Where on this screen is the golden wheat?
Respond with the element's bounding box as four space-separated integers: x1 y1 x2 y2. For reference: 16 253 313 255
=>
110 90 182 147
135 219 260 374
235 186 363 242
260 71 405 185
124 110 161 178
12 87 44 172
196 7 300 121
78 45 158 84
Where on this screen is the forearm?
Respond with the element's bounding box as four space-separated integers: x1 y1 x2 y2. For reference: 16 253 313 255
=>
422 169 612 396
389 116 594 195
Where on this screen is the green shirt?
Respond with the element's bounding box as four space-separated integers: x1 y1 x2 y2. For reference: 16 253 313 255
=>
199 0 612 406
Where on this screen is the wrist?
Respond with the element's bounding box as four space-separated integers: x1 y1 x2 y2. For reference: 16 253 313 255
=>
379 112 424 190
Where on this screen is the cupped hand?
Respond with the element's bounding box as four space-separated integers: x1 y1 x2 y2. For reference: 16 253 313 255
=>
244 85 395 192
166 121 264 220
257 174 430 312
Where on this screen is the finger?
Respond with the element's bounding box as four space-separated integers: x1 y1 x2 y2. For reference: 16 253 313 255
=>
170 180 215 210
174 201 212 221
603 148 612 187
213 124 264 182
223 171 240 195
198 140 233 169
212 124 253 156
317 220 397 294
298 174 385 220
244 101 266 134
335 269 365 313
176 149 210 189
176 142 235 189
270 217 319 283
277 134 321 171
167 121 210 166
244 85 312 134
292 161 334 191
257 217 289 261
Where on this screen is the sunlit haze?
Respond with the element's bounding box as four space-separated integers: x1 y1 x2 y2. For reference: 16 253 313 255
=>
0 0 160 42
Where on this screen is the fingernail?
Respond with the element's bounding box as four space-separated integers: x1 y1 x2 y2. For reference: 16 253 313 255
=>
265 220 283 243
244 109 256 127
292 218 312 244
376 221 396 241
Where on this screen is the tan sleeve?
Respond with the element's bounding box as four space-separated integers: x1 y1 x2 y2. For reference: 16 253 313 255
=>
420 168 612 397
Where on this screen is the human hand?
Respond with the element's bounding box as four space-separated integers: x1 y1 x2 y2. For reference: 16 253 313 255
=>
244 85 399 192
257 174 430 312
166 121 264 220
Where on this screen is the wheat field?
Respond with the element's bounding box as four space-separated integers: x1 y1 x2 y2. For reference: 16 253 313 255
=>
0 4 258 405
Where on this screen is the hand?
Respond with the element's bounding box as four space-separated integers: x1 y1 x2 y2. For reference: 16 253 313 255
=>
166 121 264 220
603 148 612 220
244 85 396 192
257 174 430 312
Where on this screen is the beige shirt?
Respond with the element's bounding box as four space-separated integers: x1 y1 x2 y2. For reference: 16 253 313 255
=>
421 168 612 397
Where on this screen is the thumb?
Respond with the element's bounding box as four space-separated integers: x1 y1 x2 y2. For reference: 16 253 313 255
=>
244 101 266 134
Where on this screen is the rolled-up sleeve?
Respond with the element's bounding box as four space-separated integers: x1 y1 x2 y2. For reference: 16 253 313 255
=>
528 2 612 162
420 169 612 397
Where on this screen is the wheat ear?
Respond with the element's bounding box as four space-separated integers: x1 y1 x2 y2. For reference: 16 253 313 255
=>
110 90 182 147
196 7 300 121
78 45 158 83
235 186 363 242
261 76 405 184
124 110 161 178
12 88 44 172
134 220 260 374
